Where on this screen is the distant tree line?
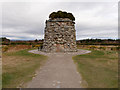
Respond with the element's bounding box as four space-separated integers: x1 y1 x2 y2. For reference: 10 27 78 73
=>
77 39 120 45
1 37 43 45
1 37 120 46
49 10 75 21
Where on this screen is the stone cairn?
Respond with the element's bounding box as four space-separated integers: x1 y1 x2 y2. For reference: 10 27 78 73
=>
42 12 77 52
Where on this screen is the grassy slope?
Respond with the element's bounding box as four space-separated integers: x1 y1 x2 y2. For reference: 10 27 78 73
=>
73 50 118 88
2 49 47 88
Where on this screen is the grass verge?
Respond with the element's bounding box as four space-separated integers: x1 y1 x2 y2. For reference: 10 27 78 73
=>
2 49 47 88
73 49 118 88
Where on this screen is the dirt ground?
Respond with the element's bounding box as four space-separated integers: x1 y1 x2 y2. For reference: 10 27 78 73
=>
26 49 91 88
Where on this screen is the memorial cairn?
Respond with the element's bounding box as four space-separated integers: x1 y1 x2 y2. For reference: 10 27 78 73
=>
42 11 77 52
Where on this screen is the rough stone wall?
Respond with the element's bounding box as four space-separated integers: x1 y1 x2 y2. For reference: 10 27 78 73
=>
42 18 77 52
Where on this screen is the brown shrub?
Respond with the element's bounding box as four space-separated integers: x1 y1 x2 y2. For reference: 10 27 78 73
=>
3 45 32 52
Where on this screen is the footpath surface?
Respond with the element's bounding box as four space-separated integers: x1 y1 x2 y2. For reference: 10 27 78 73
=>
26 49 91 88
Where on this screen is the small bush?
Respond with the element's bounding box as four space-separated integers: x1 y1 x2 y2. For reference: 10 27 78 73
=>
34 45 40 48
88 46 96 50
115 47 120 51
99 47 106 50
2 46 9 52
49 10 75 21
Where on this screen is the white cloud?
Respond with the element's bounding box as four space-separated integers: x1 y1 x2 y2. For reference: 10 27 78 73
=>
1 2 118 40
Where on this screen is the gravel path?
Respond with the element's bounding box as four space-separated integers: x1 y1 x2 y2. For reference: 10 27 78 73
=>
26 49 91 88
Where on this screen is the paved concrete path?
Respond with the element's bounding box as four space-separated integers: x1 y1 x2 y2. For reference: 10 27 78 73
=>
26 49 91 88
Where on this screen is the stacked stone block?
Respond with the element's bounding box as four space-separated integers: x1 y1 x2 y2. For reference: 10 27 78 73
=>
42 18 77 52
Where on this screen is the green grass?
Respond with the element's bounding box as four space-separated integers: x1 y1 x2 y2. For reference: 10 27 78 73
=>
73 50 118 88
2 49 47 88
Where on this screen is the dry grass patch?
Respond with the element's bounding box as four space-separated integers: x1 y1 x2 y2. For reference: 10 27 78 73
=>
2 49 47 88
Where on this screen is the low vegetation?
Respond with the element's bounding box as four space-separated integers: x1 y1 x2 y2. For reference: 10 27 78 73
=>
1 38 119 88
73 49 118 88
77 45 120 51
2 45 32 53
49 10 75 21
2 49 47 88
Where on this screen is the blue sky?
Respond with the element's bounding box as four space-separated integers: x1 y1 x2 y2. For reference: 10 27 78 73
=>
1 0 118 40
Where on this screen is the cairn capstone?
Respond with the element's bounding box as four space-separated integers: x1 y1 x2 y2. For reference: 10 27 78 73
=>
42 18 77 52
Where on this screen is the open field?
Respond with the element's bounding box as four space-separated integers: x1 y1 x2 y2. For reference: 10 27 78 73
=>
2 49 47 88
73 49 118 88
2 44 119 88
